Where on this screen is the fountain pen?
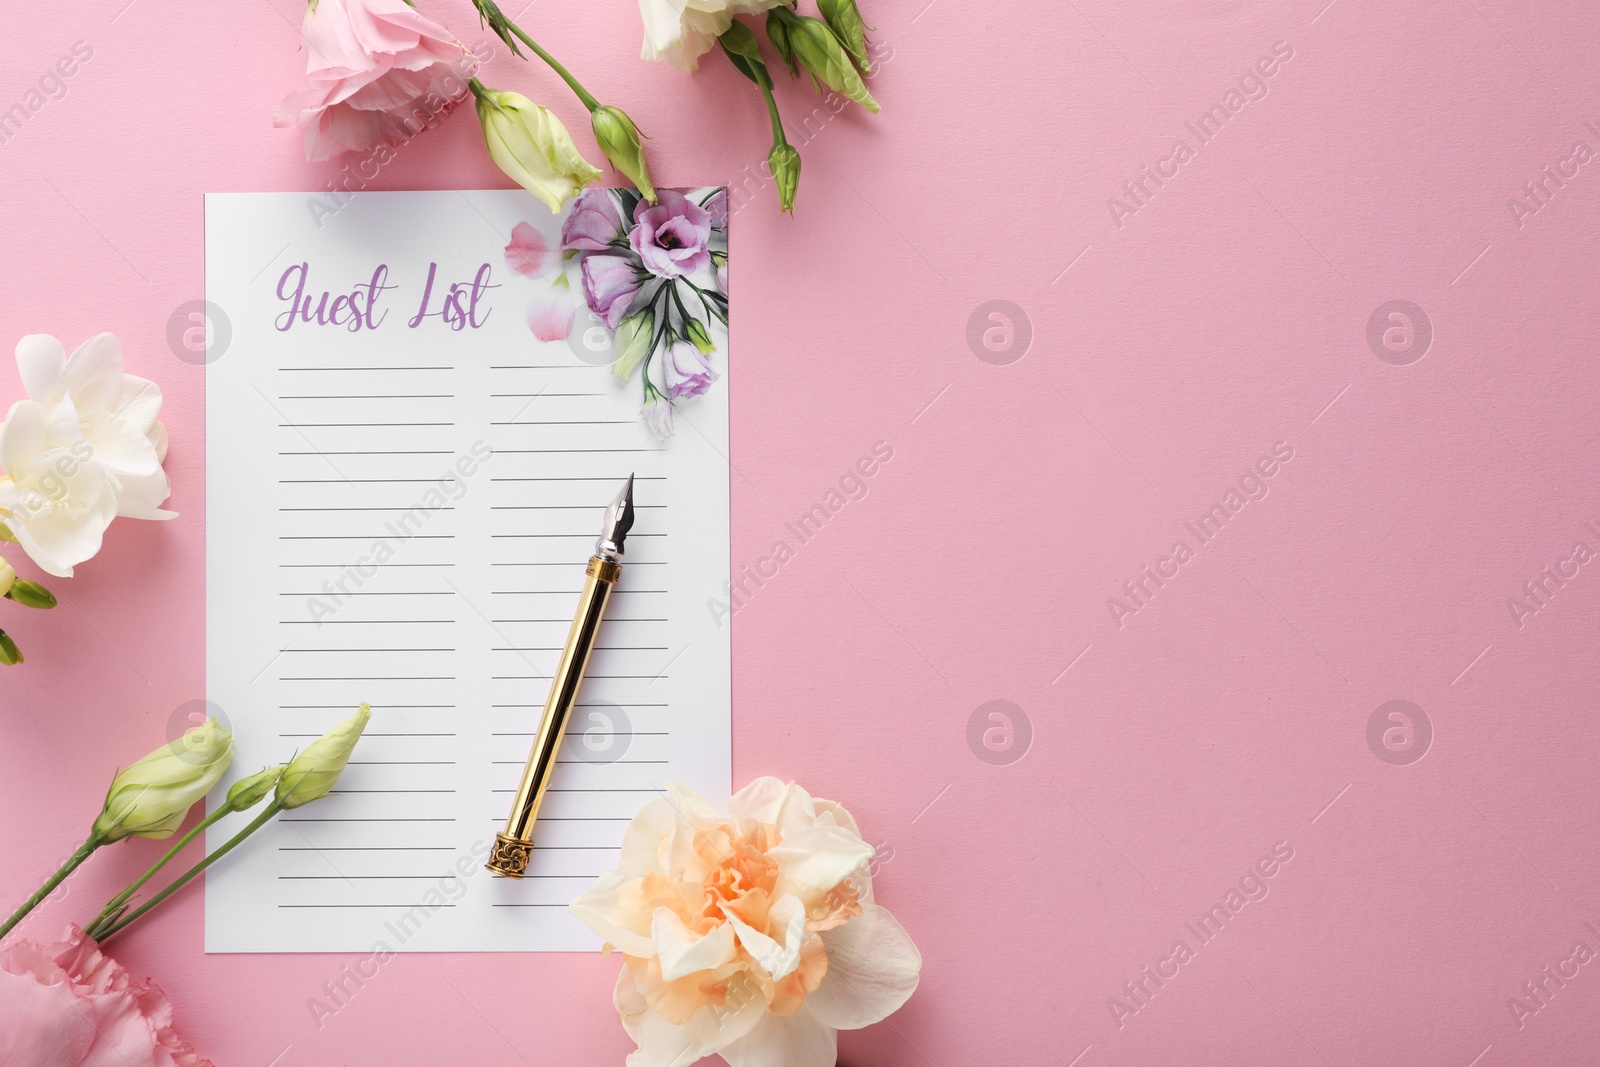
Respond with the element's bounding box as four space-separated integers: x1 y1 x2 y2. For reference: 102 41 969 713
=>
487 474 636 878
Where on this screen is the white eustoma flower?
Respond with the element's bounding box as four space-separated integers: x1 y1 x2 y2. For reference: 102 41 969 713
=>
638 0 790 71
571 777 922 1067
14 332 174 520
0 400 118 577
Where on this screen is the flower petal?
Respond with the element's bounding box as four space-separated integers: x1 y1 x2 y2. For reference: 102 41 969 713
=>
651 907 736 981
525 295 576 342
62 333 124 414
723 893 805 981
770 824 874 901
570 870 657 957
614 965 763 1067
806 905 922 1031
0 400 47 476
719 1007 837 1067
618 795 682 877
729 778 818 837
14 335 65 406
0 965 98 1067
505 221 554 277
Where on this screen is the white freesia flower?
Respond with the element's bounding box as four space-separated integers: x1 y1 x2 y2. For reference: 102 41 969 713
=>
638 0 790 70
0 400 118 577
14 332 174 520
571 777 922 1067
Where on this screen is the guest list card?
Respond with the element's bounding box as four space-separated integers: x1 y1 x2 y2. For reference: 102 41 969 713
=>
203 190 731 952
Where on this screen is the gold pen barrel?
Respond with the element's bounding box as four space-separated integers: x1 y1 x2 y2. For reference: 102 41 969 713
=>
487 555 622 877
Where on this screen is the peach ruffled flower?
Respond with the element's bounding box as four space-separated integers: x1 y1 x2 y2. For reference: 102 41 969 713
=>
571 778 921 1067
0 925 212 1066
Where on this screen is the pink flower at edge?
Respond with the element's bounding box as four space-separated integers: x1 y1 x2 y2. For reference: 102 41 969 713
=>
272 0 473 162
647 340 718 401
505 221 555 278
0 925 214 1067
561 189 626 252
629 190 712 279
581 253 644 329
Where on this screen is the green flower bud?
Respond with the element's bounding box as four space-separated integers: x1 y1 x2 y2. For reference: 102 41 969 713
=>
226 765 286 813
612 313 654 381
276 704 371 809
720 21 774 89
591 105 657 204
818 0 873 73
0 630 20 666
7 579 56 610
0 557 13 598
0 521 15 542
769 142 801 215
93 719 234 842
770 8 878 113
765 10 798 76
685 319 716 356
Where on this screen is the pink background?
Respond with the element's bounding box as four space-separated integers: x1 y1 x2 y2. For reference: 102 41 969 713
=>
4 0 1600 1064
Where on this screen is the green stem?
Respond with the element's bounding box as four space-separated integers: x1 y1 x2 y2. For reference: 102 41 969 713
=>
1 836 100 942
762 82 789 148
95 803 282 943
87 805 233 938
476 2 600 111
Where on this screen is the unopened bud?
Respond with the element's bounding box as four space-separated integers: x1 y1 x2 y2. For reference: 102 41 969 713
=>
685 319 715 355
226 765 286 813
7 579 56 610
591 105 657 204
769 142 801 215
770 8 878 113
818 0 873 73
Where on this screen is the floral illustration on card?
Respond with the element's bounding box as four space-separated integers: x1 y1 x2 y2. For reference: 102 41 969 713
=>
504 186 727 438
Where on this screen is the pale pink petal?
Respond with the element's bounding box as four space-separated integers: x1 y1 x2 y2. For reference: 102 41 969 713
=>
505 221 554 277
0 966 97 1067
526 295 577 342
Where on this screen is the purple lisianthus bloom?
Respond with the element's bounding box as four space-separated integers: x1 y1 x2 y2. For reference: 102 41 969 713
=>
647 339 718 400
581 253 643 329
629 190 712 279
562 189 625 252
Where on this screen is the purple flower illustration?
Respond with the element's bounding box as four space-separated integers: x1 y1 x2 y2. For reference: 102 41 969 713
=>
629 190 712 279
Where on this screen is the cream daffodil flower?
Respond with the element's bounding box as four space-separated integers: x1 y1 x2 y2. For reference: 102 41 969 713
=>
571 777 921 1067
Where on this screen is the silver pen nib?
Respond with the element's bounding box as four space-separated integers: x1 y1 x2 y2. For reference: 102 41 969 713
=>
596 473 635 559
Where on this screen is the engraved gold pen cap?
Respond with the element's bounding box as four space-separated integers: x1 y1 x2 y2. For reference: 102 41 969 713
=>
487 475 634 877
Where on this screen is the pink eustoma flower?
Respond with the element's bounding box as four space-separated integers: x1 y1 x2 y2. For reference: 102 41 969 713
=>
0 925 213 1067
561 189 627 252
648 340 718 400
273 0 473 162
581 253 644 329
629 190 713 278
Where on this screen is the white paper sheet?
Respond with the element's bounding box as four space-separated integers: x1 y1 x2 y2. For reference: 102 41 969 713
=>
203 189 730 952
